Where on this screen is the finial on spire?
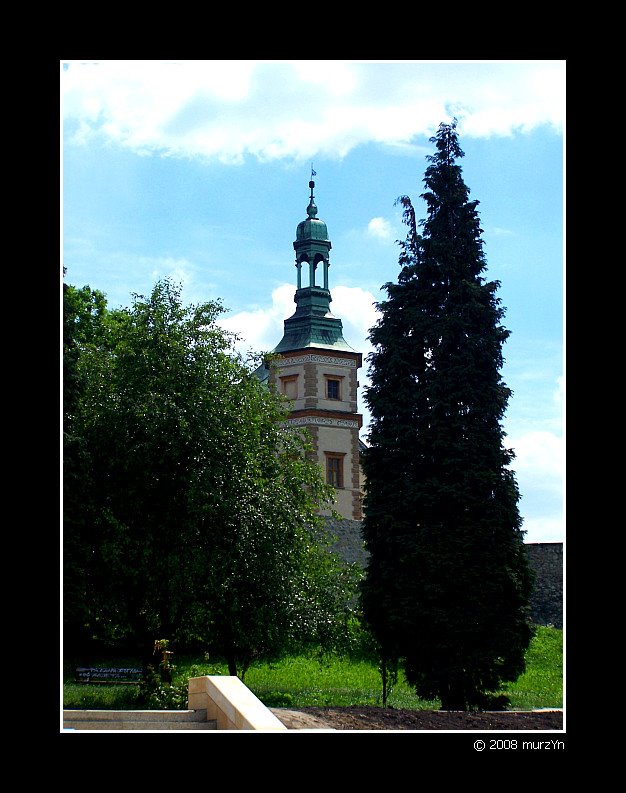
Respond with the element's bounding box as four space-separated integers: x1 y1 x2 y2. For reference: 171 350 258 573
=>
307 170 318 218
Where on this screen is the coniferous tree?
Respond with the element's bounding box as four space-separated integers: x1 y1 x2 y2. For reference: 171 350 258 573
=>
360 121 534 710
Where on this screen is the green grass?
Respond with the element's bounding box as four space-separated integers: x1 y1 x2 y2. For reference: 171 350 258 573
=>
501 624 563 709
238 656 440 709
63 625 562 711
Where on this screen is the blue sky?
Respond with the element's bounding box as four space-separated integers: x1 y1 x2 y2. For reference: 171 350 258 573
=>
61 59 565 545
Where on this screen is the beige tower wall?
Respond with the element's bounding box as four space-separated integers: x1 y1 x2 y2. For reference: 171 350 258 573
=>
273 360 306 411
267 349 363 521
317 423 357 519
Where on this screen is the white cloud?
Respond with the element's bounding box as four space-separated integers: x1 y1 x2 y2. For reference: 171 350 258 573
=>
218 282 380 358
218 283 295 355
367 217 393 241
509 430 564 480
149 257 195 291
62 60 565 163
330 285 379 347
64 248 201 309
507 430 564 542
519 516 563 545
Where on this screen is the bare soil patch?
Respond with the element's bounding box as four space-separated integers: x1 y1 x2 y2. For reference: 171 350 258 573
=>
271 705 563 731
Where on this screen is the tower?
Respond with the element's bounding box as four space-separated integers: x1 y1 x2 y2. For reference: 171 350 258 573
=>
265 179 363 521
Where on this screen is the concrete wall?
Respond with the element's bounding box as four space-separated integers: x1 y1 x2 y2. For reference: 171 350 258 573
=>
188 675 288 731
324 518 563 629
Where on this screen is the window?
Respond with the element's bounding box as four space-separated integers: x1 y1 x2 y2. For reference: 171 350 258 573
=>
325 453 344 488
326 377 341 400
280 375 298 400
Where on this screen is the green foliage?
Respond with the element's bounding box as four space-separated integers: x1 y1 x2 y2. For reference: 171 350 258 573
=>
151 639 175 683
63 278 111 649
138 664 188 710
62 626 562 711
360 120 534 710
258 691 294 708
63 276 358 673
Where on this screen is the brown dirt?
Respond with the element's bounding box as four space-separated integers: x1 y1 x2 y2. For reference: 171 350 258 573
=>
271 705 563 731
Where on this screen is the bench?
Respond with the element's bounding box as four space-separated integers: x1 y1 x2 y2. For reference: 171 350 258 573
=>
75 667 143 685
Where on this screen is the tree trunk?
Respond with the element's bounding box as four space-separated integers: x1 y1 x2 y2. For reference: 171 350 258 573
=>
381 657 388 707
440 681 467 711
227 654 238 677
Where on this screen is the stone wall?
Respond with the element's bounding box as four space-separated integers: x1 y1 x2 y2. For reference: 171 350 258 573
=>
324 518 563 629
325 517 370 567
524 542 563 629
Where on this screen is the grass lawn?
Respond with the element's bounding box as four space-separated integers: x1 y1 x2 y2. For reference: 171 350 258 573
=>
62 624 562 711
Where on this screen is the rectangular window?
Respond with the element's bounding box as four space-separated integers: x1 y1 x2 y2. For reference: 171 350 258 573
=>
280 375 298 400
325 454 344 488
326 377 341 400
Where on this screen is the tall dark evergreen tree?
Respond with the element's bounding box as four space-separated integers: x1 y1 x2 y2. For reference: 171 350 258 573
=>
360 121 534 711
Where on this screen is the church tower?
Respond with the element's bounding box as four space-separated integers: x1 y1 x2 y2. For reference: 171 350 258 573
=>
266 178 363 521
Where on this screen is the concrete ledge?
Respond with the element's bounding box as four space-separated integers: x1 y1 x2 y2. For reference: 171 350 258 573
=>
188 676 288 731
64 709 208 722
62 709 216 730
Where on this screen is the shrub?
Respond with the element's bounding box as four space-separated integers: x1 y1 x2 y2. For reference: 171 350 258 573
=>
259 691 294 708
138 664 188 710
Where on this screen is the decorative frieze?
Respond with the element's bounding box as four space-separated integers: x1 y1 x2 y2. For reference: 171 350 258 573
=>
275 354 358 369
286 416 360 429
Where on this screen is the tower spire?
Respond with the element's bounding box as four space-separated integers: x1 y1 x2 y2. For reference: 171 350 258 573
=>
272 177 356 354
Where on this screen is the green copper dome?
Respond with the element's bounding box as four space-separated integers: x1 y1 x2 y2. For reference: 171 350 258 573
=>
296 216 329 241
296 185 329 242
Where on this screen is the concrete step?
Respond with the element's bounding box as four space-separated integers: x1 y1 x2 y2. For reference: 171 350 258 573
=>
63 709 217 731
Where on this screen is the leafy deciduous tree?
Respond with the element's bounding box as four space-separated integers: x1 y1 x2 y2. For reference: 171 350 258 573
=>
63 277 109 651
63 277 358 675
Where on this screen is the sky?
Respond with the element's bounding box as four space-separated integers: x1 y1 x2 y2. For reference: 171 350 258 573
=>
61 59 565 545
